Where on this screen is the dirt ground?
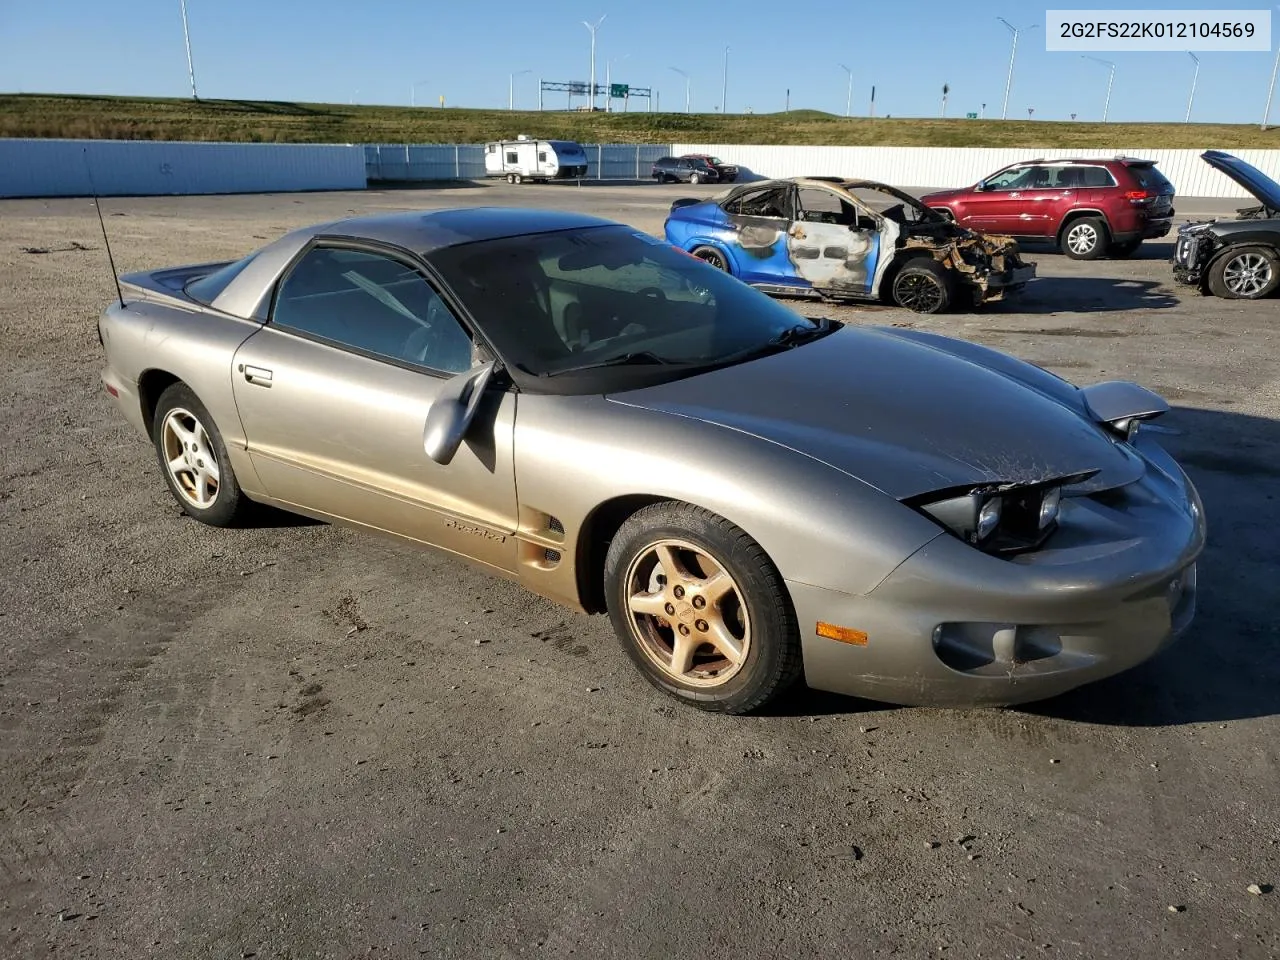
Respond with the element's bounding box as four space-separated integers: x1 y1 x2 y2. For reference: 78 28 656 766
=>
1 182 1278 960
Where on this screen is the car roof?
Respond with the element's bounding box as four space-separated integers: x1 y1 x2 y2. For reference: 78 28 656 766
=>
210 207 617 320
305 207 615 253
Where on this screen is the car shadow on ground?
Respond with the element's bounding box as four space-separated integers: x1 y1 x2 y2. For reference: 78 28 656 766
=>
1015 240 1176 262
988 277 1180 314
767 404 1280 727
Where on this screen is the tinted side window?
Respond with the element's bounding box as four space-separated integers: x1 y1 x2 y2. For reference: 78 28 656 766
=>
984 166 1036 190
1079 166 1117 187
272 247 474 374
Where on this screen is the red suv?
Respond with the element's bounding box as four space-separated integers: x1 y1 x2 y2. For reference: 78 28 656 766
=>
920 157 1176 260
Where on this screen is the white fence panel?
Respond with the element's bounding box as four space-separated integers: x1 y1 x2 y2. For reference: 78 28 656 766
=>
0 139 366 198
672 143 1280 199
366 142 673 181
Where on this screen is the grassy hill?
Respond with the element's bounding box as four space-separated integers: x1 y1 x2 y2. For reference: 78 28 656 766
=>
2 93 1278 149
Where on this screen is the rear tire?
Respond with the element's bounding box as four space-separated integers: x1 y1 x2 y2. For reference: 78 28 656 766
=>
1207 246 1280 300
891 258 952 314
506 173 515 184
691 246 729 272
151 382 252 527
513 173 523 184
604 502 802 714
1061 216 1108 260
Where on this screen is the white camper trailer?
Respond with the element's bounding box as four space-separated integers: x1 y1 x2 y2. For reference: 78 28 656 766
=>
484 136 589 183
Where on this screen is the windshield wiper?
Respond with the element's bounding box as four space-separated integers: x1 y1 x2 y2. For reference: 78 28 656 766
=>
710 317 838 366
540 350 688 377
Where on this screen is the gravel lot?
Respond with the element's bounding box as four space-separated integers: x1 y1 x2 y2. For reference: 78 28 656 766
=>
1 182 1278 959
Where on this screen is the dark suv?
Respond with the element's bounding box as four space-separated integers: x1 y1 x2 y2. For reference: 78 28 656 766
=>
652 156 721 184
920 157 1176 260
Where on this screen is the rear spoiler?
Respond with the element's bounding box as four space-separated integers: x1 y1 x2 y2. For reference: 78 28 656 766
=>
669 197 702 212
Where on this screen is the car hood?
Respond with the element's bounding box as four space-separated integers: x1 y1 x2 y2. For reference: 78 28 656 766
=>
607 326 1145 500
919 187 967 203
1201 150 1280 213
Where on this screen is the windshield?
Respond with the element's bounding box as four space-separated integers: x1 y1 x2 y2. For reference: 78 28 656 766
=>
428 225 825 393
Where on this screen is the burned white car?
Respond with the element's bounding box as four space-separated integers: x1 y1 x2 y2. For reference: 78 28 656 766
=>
663 177 1036 313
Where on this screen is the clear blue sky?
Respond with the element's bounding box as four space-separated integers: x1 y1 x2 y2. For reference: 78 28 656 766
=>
1 0 1277 124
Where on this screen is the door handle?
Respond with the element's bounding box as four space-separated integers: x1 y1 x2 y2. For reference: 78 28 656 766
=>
239 364 273 387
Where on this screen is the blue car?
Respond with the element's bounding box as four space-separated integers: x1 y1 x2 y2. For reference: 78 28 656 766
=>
663 177 1037 313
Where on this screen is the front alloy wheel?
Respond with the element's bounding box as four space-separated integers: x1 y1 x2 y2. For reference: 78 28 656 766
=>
604 502 802 713
1209 247 1280 299
624 539 750 688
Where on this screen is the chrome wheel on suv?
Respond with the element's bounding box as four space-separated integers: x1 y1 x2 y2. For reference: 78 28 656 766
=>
1208 246 1280 300
1062 217 1107 260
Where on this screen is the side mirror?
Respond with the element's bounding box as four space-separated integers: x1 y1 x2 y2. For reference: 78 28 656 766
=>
974 181 986 192
423 360 497 465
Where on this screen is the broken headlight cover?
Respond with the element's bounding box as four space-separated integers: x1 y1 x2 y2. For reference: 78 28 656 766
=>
913 481 1066 554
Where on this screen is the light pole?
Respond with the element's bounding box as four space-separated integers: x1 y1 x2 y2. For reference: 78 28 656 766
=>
997 18 1037 120
509 69 531 110
1265 11 1280 130
670 66 690 113
411 80 429 107
839 63 853 117
178 0 199 99
1185 52 1199 123
583 15 606 111
606 55 629 113
1081 55 1116 122
721 46 729 114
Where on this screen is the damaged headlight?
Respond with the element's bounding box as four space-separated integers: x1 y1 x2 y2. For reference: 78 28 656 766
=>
911 478 1078 554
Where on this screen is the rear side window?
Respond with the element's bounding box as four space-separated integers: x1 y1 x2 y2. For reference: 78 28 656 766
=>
1076 166 1117 187
185 254 258 305
1128 164 1173 192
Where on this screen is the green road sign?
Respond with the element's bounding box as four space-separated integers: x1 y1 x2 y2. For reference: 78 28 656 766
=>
610 83 629 98
965 112 978 119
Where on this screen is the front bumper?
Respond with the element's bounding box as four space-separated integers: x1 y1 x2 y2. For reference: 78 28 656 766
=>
790 439 1205 707
1170 231 1207 286
974 262 1037 302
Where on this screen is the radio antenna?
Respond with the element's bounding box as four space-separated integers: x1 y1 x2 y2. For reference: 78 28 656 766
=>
82 148 125 310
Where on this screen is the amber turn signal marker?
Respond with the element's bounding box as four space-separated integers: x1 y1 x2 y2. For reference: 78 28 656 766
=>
816 622 868 645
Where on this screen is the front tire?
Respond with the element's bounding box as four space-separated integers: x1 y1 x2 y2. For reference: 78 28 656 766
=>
604 502 802 714
152 382 251 527
1061 216 1108 260
1207 246 1280 299
891 259 952 314
689 172 701 184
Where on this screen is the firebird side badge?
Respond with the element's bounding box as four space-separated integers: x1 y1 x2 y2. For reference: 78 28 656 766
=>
443 518 508 543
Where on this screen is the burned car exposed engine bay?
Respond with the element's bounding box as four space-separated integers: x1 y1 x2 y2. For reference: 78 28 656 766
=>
663 177 1037 313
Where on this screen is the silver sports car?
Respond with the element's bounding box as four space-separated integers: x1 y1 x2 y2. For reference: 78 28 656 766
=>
98 207 1205 714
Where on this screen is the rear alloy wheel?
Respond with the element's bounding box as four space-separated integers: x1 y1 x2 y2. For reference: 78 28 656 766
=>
513 173 523 184
1208 246 1280 300
691 246 729 272
152 382 251 527
604 502 801 714
506 173 516 184
1062 216 1108 260
891 259 952 314
1108 238 1142 258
